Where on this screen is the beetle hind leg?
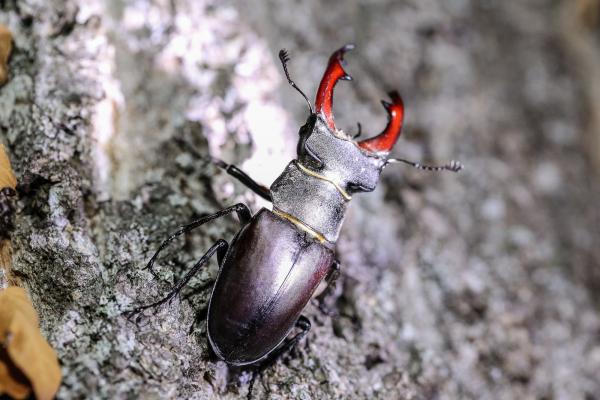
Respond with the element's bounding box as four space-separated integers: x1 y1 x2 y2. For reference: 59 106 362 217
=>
257 315 312 367
246 315 312 399
277 315 312 358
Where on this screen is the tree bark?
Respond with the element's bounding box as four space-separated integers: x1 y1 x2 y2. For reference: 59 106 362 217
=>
1 0 600 398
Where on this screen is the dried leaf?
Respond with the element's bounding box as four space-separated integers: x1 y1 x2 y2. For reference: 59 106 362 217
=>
0 144 16 190
0 240 20 289
0 287 61 400
577 0 600 28
0 25 11 87
0 144 17 240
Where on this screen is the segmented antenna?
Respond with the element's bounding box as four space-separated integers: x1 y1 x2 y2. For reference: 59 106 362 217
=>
278 49 314 114
387 158 463 173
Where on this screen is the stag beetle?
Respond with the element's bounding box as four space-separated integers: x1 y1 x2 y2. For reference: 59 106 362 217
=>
127 45 462 366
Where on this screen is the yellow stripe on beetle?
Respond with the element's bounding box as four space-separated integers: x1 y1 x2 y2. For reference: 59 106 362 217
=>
272 208 327 244
295 161 352 201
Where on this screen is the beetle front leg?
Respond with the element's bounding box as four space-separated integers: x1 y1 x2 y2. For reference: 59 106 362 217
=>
209 157 272 202
174 136 272 201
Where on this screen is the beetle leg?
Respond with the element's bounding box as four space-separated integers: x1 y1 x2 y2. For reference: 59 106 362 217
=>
274 316 312 358
315 259 341 317
173 137 272 201
125 239 229 323
247 372 260 400
216 238 229 266
260 315 312 366
329 258 340 280
143 203 251 279
285 315 312 353
209 157 272 202
244 316 312 398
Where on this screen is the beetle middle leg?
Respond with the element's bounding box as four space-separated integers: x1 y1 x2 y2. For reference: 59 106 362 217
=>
143 203 251 278
125 239 229 322
315 259 341 317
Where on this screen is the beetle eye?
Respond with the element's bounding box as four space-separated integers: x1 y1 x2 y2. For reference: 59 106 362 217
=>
315 44 354 133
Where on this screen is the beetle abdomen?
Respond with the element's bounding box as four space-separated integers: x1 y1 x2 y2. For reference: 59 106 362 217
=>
207 208 334 366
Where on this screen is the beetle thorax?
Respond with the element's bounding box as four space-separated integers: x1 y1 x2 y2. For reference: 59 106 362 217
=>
270 115 386 243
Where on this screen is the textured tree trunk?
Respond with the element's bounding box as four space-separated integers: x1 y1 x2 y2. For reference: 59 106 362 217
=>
1 0 600 398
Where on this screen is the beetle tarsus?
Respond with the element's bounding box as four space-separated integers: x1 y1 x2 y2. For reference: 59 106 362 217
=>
126 240 229 323
278 49 314 114
246 371 260 400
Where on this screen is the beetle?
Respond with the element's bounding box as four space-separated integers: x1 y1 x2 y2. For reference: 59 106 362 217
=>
126 45 462 366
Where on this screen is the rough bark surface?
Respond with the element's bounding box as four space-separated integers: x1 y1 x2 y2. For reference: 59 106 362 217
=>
1 0 600 399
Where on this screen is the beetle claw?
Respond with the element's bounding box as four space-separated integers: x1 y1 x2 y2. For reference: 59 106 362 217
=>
123 305 154 327
142 264 160 280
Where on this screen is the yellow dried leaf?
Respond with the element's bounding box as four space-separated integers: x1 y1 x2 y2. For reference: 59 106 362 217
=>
577 0 600 28
0 144 16 190
0 25 12 86
0 287 61 400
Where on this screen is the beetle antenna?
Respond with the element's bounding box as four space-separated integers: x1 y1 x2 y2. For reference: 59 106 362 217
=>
386 158 463 173
278 49 314 114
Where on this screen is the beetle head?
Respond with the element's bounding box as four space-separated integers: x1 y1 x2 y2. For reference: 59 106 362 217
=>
296 45 405 194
